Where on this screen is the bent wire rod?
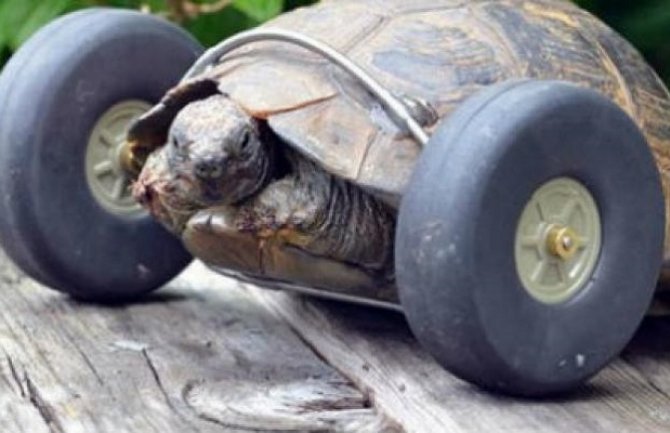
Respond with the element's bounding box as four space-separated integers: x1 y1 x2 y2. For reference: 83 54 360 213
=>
182 28 430 146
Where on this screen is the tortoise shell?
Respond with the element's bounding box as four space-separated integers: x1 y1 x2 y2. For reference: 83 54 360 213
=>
137 0 670 210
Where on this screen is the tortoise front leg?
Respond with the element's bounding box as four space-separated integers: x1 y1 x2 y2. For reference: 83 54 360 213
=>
242 169 396 274
182 203 379 293
183 160 395 293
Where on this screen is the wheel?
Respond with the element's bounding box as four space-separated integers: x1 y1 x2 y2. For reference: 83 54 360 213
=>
395 80 665 396
0 9 203 301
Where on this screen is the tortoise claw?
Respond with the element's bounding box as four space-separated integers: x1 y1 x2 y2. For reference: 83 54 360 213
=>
184 207 263 275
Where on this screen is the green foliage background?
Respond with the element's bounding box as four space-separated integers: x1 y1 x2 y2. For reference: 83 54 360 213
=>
0 0 317 68
574 0 670 83
0 0 669 84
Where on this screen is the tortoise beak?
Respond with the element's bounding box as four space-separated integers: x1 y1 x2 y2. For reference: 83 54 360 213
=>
194 155 227 180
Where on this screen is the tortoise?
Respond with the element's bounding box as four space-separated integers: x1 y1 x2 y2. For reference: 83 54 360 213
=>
0 0 668 396
129 0 670 294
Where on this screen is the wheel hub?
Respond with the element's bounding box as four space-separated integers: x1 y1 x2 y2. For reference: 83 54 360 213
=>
546 225 580 260
515 178 601 304
85 100 151 217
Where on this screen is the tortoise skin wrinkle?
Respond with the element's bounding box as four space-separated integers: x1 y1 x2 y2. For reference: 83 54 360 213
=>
131 0 670 299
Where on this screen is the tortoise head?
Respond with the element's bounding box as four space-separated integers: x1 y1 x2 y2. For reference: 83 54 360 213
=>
168 94 272 206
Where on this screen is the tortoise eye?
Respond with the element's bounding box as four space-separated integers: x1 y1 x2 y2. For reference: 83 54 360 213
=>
239 130 251 150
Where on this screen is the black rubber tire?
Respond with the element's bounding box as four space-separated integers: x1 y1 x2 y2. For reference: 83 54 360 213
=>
0 9 202 301
396 80 665 396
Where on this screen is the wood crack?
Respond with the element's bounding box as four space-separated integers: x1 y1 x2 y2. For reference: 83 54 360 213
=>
2 353 66 433
5 354 26 398
620 355 670 404
645 378 670 403
71 342 105 386
141 348 174 409
141 348 202 432
25 373 65 433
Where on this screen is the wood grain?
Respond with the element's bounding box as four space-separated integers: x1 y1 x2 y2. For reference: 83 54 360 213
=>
253 287 670 433
4 256 670 432
0 257 391 433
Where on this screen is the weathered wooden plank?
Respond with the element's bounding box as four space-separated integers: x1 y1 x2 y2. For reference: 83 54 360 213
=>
253 287 670 433
0 257 392 433
6 253 670 433
620 310 670 407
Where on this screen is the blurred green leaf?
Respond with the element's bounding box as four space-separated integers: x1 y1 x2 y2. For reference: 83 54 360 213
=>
12 0 71 48
573 0 670 87
185 8 252 46
620 1 670 50
284 0 315 9
232 0 283 22
0 0 36 48
0 45 10 66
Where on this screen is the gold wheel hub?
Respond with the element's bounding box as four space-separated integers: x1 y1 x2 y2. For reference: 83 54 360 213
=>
515 178 602 304
547 225 580 260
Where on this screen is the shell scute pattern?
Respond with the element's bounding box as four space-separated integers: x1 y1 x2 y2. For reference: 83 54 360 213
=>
136 0 670 212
